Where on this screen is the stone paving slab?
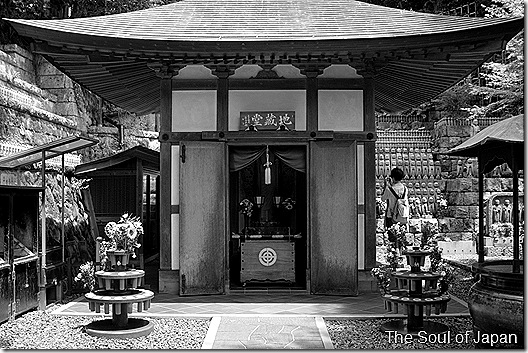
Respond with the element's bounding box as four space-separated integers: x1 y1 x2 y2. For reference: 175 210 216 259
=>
209 316 330 349
52 292 468 317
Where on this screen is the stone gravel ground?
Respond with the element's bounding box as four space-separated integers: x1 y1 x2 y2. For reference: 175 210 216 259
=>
446 264 475 303
0 306 210 349
326 317 475 349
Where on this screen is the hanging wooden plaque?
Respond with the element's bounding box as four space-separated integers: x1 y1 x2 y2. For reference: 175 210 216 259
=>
239 111 295 131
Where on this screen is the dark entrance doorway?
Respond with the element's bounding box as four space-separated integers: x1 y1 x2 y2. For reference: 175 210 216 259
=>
228 145 307 290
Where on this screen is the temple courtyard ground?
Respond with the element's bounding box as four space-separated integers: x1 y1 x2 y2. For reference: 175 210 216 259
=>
0 288 477 349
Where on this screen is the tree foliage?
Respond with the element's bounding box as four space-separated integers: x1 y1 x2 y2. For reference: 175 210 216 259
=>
1 0 171 19
359 0 493 15
431 0 524 118
1 0 172 44
361 0 523 118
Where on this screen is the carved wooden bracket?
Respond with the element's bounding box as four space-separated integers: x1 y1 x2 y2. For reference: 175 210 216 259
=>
206 65 237 79
294 64 329 78
252 64 284 79
147 62 185 78
354 58 378 78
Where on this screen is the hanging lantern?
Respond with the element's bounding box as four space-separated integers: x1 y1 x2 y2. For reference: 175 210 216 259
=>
264 145 272 185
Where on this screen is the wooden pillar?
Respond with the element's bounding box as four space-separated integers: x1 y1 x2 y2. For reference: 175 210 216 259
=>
478 153 485 263
299 66 324 132
136 159 144 269
512 149 520 273
148 62 181 292
159 77 172 273
39 151 47 310
362 73 377 270
208 65 235 131
306 72 318 132
145 175 151 258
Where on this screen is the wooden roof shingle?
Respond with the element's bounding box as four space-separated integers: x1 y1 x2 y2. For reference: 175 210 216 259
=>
4 0 524 114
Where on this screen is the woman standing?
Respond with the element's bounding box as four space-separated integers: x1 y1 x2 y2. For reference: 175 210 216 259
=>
381 167 409 229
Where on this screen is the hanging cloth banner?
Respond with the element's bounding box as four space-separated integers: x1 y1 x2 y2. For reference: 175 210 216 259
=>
264 145 272 185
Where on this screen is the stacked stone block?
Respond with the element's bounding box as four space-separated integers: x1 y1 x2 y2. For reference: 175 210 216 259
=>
432 116 523 248
0 44 159 163
0 45 80 146
375 113 523 261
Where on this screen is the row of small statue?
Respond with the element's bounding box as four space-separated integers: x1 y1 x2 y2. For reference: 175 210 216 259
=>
375 149 440 179
378 158 512 179
376 146 432 155
453 158 511 178
376 196 441 219
376 180 441 198
491 199 524 224
377 165 441 179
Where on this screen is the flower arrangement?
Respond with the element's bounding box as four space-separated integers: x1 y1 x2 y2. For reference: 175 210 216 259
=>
281 197 296 211
371 222 408 293
371 265 392 294
420 221 439 248
386 223 409 250
429 246 455 293
385 243 403 270
239 199 254 218
375 197 387 219
98 213 143 270
74 261 95 292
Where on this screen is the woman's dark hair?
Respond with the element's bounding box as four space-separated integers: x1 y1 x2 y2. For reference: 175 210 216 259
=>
390 167 405 181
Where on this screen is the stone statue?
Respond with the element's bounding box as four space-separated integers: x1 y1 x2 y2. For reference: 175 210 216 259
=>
456 160 464 177
502 199 513 224
428 196 436 216
491 199 502 223
420 196 429 216
410 197 422 218
470 118 480 137
464 158 475 177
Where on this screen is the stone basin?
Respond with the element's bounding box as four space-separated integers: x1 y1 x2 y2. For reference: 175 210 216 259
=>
468 260 524 349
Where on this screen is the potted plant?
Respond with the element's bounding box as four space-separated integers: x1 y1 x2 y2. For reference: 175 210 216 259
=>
97 213 143 271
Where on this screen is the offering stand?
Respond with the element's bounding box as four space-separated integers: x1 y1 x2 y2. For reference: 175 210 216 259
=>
84 251 155 338
380 248 450 335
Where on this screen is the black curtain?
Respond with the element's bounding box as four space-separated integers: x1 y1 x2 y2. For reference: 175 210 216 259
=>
271 146 306 173
230 147 266 172
230 146 306 173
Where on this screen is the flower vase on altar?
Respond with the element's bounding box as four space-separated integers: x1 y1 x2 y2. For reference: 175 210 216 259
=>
239 198 254 238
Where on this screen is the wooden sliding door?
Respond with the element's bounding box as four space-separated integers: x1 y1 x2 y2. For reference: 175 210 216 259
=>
179 141 226 295
310 141 358 295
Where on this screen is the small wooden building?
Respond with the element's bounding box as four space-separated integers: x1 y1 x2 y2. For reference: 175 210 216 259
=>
7 0 523 295
75 146 160 272
0 186 40 323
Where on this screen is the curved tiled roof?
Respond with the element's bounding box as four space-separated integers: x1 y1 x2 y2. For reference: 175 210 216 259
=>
6 0 521 41
4 0 524 114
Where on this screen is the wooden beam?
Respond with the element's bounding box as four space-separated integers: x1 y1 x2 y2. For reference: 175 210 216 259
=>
203 130 334 142
161 131 378 143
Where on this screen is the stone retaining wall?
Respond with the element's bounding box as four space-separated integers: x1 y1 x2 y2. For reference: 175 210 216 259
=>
432 116 523 243
0 44 160 296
